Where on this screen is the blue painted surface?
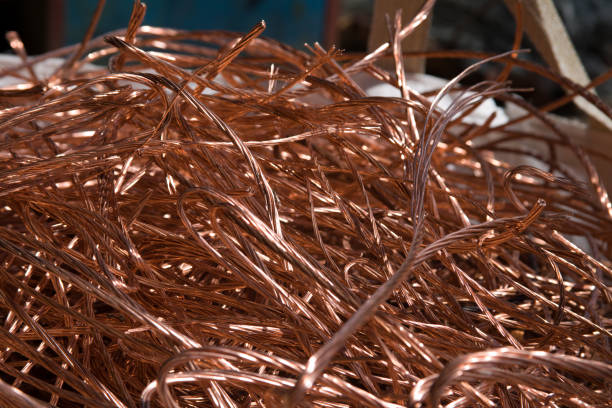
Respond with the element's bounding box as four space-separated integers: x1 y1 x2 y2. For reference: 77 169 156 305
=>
65 0 326 49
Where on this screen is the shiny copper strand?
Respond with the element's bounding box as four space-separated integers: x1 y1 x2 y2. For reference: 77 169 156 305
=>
0 2 611 408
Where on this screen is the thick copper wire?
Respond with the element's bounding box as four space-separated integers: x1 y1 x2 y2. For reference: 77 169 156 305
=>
0 1 610 407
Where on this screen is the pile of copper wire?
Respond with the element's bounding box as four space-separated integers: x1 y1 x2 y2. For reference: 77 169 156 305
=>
0 1 611 407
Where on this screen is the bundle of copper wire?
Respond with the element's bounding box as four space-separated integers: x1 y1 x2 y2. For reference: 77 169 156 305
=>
0 1 610 407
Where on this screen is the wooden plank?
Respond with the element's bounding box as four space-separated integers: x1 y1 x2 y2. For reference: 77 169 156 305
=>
368 0 431 72
503 0 612 131
323 0 341 49
504 0 612 189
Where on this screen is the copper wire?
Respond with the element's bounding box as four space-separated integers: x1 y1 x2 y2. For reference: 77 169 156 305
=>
0 1 610 407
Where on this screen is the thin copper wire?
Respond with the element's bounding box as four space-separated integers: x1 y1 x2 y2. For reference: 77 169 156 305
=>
0 1 610 407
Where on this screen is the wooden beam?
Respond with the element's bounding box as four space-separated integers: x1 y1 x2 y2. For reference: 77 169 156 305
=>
504 0 612 190
502 0 612 131
368 0 432 72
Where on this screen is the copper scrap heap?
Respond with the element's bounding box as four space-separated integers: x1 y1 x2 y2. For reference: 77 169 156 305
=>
0 1 610 407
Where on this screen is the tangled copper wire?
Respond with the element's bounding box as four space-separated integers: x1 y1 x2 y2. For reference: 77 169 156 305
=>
0 1 611 407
